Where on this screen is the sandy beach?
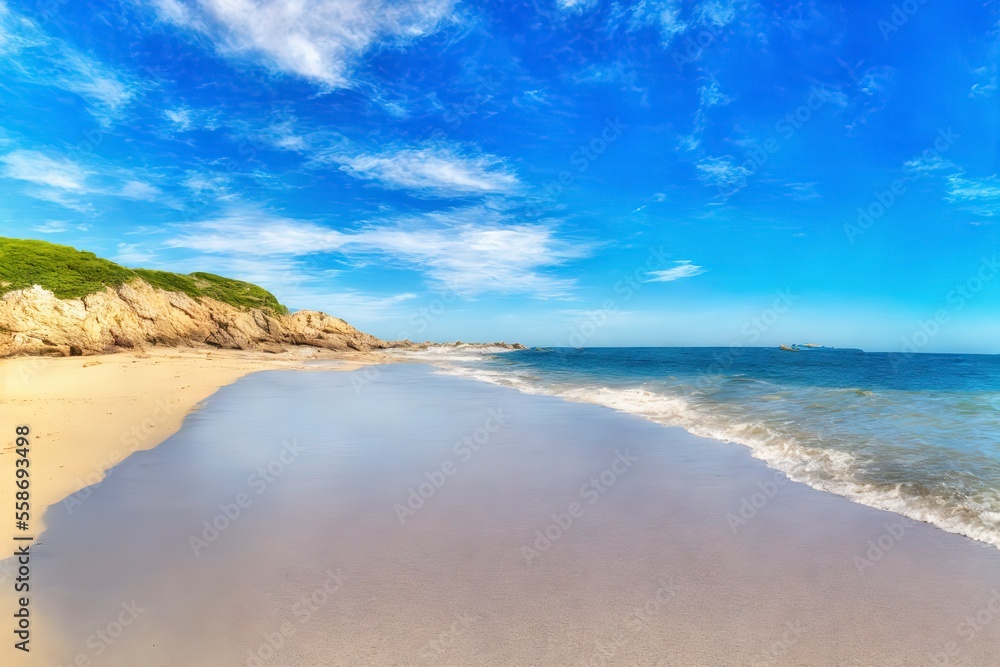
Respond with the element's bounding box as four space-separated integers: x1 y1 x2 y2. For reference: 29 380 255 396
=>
0 346 379 665
5 361 1000 665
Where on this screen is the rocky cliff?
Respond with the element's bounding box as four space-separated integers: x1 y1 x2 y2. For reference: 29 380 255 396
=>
0 279 390 358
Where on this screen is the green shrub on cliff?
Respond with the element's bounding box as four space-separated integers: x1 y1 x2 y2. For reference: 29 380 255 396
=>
0 237 288 314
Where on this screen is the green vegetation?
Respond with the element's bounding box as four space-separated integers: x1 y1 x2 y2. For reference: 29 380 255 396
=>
134 269 288 314
0 237 288 314
0 237 135 298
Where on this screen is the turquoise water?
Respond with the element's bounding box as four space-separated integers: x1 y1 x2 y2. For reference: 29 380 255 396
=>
403 347 1000 548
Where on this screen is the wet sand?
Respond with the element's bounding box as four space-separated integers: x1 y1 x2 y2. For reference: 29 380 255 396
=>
8 364 1000 665
0 346 374 666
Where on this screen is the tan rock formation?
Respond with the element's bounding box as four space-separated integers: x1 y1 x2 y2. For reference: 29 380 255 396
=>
0 279 390 357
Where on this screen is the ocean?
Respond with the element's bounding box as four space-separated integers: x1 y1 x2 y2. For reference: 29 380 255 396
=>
401 346 1000 549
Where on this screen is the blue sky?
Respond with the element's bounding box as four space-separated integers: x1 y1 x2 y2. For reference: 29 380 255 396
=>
0 0 998 351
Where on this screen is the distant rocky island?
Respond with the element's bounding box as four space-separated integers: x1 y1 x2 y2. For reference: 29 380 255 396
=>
0 238 521 358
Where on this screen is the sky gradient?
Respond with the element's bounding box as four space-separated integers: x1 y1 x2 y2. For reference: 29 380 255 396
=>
1 0 998 351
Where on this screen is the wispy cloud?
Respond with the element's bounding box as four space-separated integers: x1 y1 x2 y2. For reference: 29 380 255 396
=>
182 170 235 200
148 0 460 87
332 144 520 197
784 181 821 201
903 154 957 174
0 1 137 125
611 0 687 45
163 105 220 133
947 173 1000 202
696 0 740 27
698 75 730 108
1 150 89 191
165 204 589 297
696 156 750 194
645 260 705 282
113 242 158 264
681 73 732 150
0 149 161 209
605 0 742 46
30 220 92 234
251 121 519 198
119 180 163 201
282 288 420 323
845 65 895 135
556 0 598 12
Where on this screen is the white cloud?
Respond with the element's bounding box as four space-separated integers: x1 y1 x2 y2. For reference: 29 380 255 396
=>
164 108 191 130
556 0 598 12
114 243 158 265
696 156 750 194
182 171 234 199
165 204 588 297
0 2 137 124
253 120 518 198
617 0 687 45
0 149 162 209
148 0 458 87
695 0 739 27
30 220 90 234
119 180 162 201
699 75 730 107
784 181 820 201
608 0 741 45
163 106 220 132
266 120 309 151
904 154 957 174
284 288 419 322
333 144 520 197
947 173 1000 202
645 260 705 282
0 150 89 191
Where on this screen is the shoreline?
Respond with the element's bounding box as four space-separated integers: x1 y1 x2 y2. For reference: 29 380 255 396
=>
408 349 1000 553
1 346 386 666
0 345 385 542
22 363 1000 665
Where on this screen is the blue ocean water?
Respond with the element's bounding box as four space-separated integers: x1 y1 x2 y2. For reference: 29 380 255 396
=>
402 346 1000 548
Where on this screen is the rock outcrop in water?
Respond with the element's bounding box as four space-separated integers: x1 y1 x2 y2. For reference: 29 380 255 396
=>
0 280 391 357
